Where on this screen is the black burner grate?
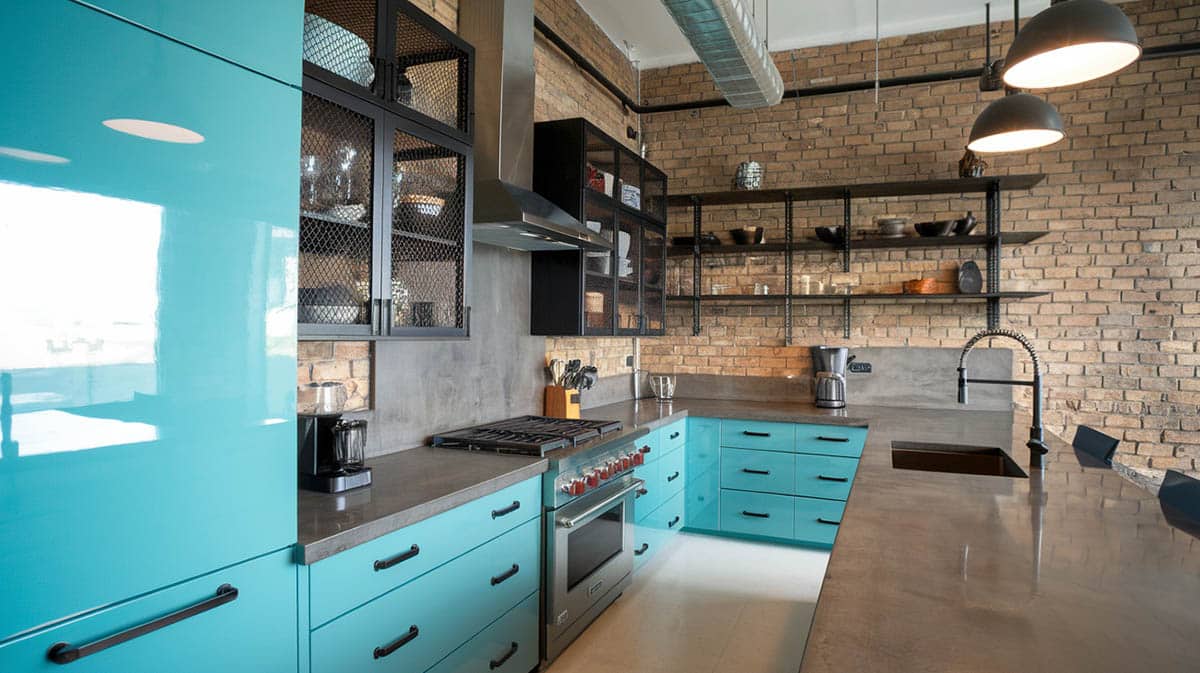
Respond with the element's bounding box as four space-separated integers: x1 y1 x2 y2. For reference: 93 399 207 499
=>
433 416 622 455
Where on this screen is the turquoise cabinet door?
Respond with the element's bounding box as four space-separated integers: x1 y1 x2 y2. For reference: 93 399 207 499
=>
660 419 686 451
794 454 859 501
0 2 299 641
658 446 686 499
794 424 869 458
794 497 846 547
685 417 720 479
720 447 796 495
633 459 662 523
637 427 662 462
74 0 304 85
684 468 720 532
0 549 297 673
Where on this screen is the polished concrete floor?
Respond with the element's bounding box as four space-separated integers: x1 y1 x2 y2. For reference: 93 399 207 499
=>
546 533 830 673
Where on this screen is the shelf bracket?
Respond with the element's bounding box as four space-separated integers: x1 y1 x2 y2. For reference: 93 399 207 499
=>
785 193 794 346
986 181 1001 329
692 196 702 337
842 190 852 339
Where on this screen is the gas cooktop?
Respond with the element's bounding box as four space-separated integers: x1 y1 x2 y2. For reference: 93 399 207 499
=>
432 416 623 456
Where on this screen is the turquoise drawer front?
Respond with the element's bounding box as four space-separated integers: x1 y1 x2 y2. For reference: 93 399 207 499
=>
794 497 846 546
659 446 686 499
720 447 796 495
794 455 859 501
719 490 795 540
633 518 666 572
686 417 721 479
309 477 541 628
661 420 687 451
794 424 869 457
685 468 720 532
637 428 662 463
76 1 303 85
0 549 297 673
633 460 662 523
651 490 686 534
311 517 540 673
424 592 539 673
721 420 796 452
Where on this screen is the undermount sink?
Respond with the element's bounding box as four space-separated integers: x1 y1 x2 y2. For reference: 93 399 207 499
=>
891 441 1028 478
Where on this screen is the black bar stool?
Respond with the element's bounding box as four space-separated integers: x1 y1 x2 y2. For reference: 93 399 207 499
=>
1071 425 1119 467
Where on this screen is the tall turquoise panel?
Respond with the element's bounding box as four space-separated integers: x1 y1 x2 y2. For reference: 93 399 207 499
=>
73 0 304 85
0 1 300 643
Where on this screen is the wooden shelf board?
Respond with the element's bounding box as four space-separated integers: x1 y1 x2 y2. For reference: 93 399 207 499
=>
667 291 1049 304
666 231 1048 256
666 174 1046 208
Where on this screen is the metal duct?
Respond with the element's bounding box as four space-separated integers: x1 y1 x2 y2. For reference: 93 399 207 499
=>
660 0 784 108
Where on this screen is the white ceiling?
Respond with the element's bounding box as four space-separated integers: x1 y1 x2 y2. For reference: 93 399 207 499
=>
576 0 1052 70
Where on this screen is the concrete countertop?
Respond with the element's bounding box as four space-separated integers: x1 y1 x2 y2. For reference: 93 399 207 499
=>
583 398 1200 672
296 447 547 564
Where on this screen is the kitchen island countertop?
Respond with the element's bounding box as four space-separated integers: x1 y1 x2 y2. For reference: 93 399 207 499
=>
583 398 1200 672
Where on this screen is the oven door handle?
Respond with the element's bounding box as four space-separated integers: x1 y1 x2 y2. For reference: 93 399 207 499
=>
556 479 644 529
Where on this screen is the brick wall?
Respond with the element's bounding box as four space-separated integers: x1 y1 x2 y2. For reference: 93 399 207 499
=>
535 0 643 378
637 0 1200 475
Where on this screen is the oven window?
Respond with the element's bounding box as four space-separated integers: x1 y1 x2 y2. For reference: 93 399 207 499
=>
567 501 624 590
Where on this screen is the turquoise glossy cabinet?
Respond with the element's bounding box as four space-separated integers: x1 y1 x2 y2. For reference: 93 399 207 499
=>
74 0 303 85
0 0 301 660
685 416 867 548
300 476 543 673
633 421 687 571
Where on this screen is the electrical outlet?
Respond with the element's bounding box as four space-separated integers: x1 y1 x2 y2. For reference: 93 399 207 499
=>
625 355 634 367
849 362 872 374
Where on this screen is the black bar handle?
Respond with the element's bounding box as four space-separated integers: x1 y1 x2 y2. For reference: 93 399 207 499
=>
47 584 239 665
817 517 841 526
374 625 419 659
490 564 520 586
816 435 849 443
669 431 680 440
491 501 521 519
666 471 680 483
490 641 519 670
668 515 680 528
741 510 770 518
634 543 649 556
636 488 648 498
374 544 420 571
741 468 771 475
743 431 771 437
817 475 849 483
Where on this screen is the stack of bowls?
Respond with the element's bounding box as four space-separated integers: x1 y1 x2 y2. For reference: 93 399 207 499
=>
875 217 907 238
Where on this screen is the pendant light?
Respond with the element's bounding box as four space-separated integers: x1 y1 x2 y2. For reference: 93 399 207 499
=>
1003 0 1140 90
967 92 1064 153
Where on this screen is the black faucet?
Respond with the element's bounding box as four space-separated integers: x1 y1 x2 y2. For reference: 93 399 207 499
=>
957 328 1048 469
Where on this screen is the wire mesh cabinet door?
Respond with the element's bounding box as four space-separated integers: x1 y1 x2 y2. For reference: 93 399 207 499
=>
302 0 387 102
298 81 386 339
382 116 471 337
380 0 473 141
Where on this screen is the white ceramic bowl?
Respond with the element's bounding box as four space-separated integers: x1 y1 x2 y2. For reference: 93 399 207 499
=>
303 13 375 87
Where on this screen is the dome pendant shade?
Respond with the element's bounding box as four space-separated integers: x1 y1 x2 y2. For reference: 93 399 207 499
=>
1003 0 1141 89
968 93 1065 153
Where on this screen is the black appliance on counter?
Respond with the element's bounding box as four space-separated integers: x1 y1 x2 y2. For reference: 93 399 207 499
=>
298 414 372 493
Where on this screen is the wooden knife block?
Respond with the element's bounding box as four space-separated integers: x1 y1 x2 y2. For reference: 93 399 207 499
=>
544 386 581 419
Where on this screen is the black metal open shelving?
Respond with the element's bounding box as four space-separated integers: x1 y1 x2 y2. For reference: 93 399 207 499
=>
671 174 1048 341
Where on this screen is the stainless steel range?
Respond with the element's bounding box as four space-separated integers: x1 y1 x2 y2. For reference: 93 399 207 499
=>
434 415 648 663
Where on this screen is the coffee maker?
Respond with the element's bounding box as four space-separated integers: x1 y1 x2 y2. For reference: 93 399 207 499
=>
298 414 372 493
811 346 854 409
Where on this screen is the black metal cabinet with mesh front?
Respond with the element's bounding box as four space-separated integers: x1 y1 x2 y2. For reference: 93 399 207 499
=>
298 0 473 339
530 118 667 337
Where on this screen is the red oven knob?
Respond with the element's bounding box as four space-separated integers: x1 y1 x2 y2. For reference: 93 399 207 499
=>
598 465 611 480
562 478 586 496
620 456 631 471
640 444 651 455
632 451 644 466
585 471 599 488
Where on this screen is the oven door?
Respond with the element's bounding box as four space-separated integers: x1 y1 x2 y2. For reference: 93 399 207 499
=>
546 476 642 653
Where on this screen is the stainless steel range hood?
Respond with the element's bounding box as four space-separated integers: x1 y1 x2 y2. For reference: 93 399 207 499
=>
461 0 612 252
